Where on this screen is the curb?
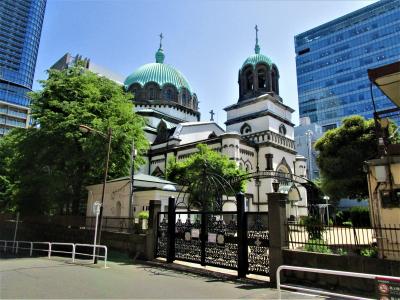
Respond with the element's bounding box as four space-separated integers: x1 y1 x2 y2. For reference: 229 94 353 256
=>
141 259 271 287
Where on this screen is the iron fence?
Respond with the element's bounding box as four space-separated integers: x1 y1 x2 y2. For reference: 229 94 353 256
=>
286 223 400 259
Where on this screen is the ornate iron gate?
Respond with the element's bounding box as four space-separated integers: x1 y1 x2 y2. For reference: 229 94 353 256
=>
246 212 269 275
155 203 270 276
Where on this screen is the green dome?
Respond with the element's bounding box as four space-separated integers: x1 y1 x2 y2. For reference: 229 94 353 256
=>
242 53 273 70
124 62 192 94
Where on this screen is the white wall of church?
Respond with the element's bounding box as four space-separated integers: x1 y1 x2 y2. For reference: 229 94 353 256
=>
226 97 292 125
265 101 292 122
135 105 198 123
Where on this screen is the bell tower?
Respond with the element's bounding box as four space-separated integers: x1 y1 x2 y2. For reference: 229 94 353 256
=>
238 25 280 102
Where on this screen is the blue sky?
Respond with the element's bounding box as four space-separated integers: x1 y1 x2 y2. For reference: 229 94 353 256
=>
33 0 377 127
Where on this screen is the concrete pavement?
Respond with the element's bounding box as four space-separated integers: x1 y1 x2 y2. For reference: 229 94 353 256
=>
0 256 325 299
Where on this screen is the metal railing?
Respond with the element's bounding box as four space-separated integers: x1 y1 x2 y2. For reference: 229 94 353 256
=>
277 265 400 300
287 223 400 257
74 244 108 268
0 240 108 268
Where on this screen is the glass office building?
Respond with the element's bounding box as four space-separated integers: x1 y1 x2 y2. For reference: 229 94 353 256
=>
0 0 46 136
295 0 400 131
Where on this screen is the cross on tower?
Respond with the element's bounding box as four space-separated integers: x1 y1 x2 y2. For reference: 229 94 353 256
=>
209 110 215 122
159 33 163 49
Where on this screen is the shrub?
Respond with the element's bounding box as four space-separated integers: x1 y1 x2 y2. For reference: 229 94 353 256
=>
349 206 370 227
360 247 378 258
299 216 307 225
304 239 332 254
335 207 370 226
342 221 353 227
138 211 149 220
303 216 325 239
335 248 348 255
335 210 347 225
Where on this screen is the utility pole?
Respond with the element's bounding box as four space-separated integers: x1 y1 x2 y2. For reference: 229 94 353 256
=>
305 130 313 180
129 139 137 229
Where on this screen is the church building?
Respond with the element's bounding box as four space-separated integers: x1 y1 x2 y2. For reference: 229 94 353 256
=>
87 28 308 218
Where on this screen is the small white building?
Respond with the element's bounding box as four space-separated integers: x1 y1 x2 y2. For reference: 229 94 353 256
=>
86 173 179 218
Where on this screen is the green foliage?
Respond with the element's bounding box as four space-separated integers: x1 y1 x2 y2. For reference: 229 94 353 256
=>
335 207 370 227
304 239 332 254
315 115 399 201
335 248 348 255
360 247 378 258
349 206 370 227
0 66 148 215
303 216 325 240
166 144 246 210
138 211 149 220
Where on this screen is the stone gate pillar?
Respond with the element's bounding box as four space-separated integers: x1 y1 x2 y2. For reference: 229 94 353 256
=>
146 200 161 260
268 192 288 286
167 196 176 263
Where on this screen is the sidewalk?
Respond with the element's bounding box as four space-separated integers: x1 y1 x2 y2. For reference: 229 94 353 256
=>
0 256 325 299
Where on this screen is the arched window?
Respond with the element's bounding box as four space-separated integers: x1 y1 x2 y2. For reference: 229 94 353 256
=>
246 70 253 91
145 83 160 100
257 68 266 89
271 71 277 93
276 157 292 186
166 89 172 100
182 92 186 106
279 124 287 135
128 84 142 100
149 88 155 99
162 85 178 102
271 65 279 94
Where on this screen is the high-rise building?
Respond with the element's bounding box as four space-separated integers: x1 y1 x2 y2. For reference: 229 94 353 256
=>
294 117 323 181
0 0 46 136
295 0 400 131
51 53 125 85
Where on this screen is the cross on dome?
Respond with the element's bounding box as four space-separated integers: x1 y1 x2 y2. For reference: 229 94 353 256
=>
155 33 165 63
159 33 163 49
255 25 260 54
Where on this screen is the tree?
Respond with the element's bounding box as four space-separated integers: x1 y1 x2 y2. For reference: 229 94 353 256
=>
166 144 246 210
314 115 399 201
0 65 148 215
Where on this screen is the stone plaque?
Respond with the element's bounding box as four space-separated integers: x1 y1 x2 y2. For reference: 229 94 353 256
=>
216 233 225 245
184 231 191 241
208 233 217 243
191 228 200 238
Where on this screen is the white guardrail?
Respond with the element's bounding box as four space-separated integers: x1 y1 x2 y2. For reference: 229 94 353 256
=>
0 240 108 268
277 265 400 300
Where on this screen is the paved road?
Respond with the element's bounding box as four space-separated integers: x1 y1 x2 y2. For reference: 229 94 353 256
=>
0 257 324 299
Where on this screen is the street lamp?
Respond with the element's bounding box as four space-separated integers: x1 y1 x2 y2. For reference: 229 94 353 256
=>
79 124 112 264
305 130 313 180
272 180 280 193
323 195 330 225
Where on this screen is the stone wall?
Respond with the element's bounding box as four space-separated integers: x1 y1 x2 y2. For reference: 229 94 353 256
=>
0 221 148 259
282 249 400 297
